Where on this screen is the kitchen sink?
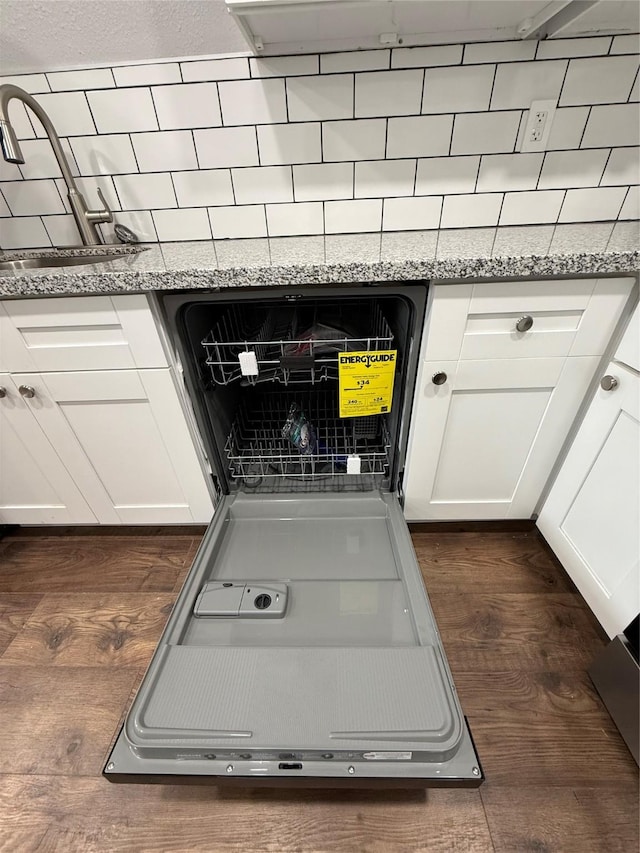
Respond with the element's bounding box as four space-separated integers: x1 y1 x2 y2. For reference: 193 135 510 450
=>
0 246 148 272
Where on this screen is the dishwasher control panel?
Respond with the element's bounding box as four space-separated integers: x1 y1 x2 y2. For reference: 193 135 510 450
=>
194 582 288 618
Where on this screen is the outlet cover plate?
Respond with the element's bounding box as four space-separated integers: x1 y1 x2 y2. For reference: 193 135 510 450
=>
520 99 557 152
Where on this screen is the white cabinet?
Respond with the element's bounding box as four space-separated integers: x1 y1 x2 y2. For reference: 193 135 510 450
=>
0 375 96 524
404 277 635 521
0 295 214 526
537 301 640 638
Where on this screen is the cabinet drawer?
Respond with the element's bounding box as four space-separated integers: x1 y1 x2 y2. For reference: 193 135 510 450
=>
615 301 639 372
0 294 167 372
423 278 635 362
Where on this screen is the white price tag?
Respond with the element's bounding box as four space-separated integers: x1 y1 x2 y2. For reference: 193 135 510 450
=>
238 350 259 376
347 455 362 475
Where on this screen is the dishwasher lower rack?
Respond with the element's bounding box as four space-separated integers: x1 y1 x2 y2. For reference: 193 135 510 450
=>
224 390 391 485
202 303 394 387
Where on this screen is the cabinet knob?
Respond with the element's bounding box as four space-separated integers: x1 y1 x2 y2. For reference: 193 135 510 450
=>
0 386 6 398
432 371 448 386
516 315 534 332
18 385 36 399
600 375 618 391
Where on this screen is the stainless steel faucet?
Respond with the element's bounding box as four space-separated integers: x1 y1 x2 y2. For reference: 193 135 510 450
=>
0 84 113 246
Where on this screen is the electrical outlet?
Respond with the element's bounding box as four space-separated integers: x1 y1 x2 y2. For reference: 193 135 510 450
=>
520 99 557 152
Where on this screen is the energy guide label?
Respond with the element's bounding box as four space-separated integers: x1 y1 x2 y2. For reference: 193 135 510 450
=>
338 350 397 418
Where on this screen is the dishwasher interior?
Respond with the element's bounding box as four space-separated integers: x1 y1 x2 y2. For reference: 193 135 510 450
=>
104 285 483 786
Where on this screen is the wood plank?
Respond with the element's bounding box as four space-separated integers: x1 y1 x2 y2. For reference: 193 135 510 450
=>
429 592 605 671
482 785 640 852
0 775 494 853
1 593 175 667
0 594 43 655
0 666 138 776
0 537 197 593
413 530 573 594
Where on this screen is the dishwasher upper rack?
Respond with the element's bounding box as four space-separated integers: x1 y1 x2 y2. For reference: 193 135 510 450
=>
225 390 391 483
202 303 394 387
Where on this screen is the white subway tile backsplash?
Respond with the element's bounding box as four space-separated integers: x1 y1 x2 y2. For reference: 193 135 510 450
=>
16 138 77 180
386 115 453 159
209 205 267 239
538 149 609 189
451 111 521 155
325 199 382 233
392 45 462 69
0 216 51 249
600 147 640 186
47 68 115 91
463 41 536 64
42 213 82 246
382 196 442 231
8 102 36 140
355 159 416 199
631 71 639 102
581 103 640 148
499 190 565 225
441 193 503 228
251 55 319 78
132 131 198 172
0 192 10 217
151 83 221 130
355 70 423 118
560 55 639 106
558 186 627 222
232 166 293 205
56 175 121 213
194 127 259 168
114 173 176 209
415 155 479 195
491 60 567 110
0 157 21 182
219 79 287 125
476 153 544 192
113 210 157 242
35 92 96 136
113 63 181 86
0 73 50 93
293 163 353 201
536 37 611 59
619 186 639 220
544 106 590 150
321 51 389 74
266 202 323 236
287 75 353 122
70 134 138 176
611 34 640 55
422 65 494 114
257 123 321 165
172 169 234 207
181 58 250 83
152 208 211 241
87 88 158 133
322 119 386 162
1 179 65 216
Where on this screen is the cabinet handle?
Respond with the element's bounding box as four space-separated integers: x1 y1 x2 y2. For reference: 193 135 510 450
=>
600 375 618 391
516 315 534 332
18 385 36 399
432 371 448 386
0 386 6 398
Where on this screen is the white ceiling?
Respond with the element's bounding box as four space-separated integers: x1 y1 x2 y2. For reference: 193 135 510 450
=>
0 0 638 74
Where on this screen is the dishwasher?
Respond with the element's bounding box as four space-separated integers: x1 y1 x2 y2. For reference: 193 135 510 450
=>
104 283 483 787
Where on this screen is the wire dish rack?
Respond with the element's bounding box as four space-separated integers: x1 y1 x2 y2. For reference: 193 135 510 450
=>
202 303 394 387
225 390 391 484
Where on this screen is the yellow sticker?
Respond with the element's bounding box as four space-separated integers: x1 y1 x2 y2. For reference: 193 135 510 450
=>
338 350 397 418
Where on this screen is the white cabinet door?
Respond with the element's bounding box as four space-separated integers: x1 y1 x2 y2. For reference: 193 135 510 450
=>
403 356 599 521
0 374 96 524
537 363 639 638
13 369 214 525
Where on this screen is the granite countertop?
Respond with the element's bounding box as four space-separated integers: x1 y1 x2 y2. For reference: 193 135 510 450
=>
0 223 638 298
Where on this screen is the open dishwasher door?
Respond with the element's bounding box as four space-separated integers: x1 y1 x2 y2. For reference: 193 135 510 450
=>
104 284 481 786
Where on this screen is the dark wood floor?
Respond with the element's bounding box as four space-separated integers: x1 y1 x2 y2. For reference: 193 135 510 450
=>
0 524 637 852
